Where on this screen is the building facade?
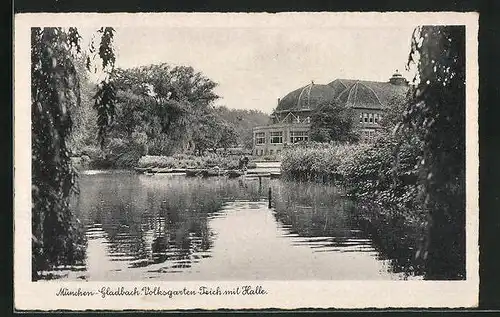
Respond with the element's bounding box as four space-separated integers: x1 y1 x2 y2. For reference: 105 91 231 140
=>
252 72 408 156
252 122 311 156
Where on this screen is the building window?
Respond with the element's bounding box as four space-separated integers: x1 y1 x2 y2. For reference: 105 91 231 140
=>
363 113 368 123
270 131 283 144
363 130 375 138
374 114 379 124
359 113 363 123
360 129 375 139
290 131 309 143
255 132 265 144
369 113 373 123
269 149 274 155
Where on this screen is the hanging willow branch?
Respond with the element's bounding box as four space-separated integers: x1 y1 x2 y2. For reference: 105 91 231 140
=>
31 26 117 279
91 27 117 148
401 25 466 280
93 80 116 148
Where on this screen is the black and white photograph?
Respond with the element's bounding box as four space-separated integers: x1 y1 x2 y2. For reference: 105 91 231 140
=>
14 12 479 310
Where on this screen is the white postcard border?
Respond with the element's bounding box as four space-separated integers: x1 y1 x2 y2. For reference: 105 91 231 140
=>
14 12 479 310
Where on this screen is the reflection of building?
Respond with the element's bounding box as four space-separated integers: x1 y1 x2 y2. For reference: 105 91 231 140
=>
252 72 409 156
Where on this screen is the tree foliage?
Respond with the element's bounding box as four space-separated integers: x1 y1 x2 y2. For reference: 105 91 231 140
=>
309 102 359 143
68 62 268 164
67 55 99 152
191 113 238 155
110 64 221 155
89 27 117 148
71 63 264 166
31 27 116 279
214 106 270 149
401 25 466 279
106 64 247 158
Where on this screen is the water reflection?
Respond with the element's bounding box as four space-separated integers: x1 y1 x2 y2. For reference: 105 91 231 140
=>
62 172 423 281
271 181 424 278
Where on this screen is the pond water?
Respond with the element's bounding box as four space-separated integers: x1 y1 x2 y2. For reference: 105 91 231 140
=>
61 171 423 281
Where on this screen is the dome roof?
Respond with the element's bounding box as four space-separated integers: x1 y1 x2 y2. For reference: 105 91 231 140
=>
335 81 384 109
276 82 339 112
328 79 408 109
276 76 409 114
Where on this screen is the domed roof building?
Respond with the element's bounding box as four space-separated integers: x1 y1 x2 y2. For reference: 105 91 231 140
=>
276 82 339 112
329 76 409 109
253 72 409 157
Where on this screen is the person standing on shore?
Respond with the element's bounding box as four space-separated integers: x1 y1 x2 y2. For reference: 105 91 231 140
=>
239 156 249 173
242 156 249 172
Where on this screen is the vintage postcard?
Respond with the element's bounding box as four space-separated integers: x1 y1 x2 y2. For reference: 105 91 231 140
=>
14 12 479 310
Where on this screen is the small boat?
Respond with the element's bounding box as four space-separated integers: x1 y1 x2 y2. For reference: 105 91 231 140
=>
134 167 151 174
172 168 187 173
256 173 271 178
150 168 187 174
270 172 281 179
185 169 203 177
245 173 271 179
150 167 170 173
227 170 244 178
204 168 225 177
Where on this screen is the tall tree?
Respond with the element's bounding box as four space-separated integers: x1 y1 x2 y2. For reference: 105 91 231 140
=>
402 26 466 279
309 102 359 143
31 27 116 279
217 121 238 150
191 113 238 155
110 64 220 155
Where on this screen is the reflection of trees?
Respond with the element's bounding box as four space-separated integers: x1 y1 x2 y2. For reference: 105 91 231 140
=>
76 174 270 273
127 187 220 270
76 174 426 278
140 180 231 271
272 180 425 278
272 181 354 240
103 202 147 260
352 203 426 278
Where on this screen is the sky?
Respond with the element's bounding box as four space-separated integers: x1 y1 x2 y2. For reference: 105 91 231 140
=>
81 15 417 114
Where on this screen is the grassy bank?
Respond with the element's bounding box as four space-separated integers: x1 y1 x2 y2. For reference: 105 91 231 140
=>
71 143 253 171
281 140 427 277
137 154 242 170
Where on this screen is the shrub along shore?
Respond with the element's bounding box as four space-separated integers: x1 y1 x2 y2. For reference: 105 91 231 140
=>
137 154 241 170
281 140 428 277
72 150 258 171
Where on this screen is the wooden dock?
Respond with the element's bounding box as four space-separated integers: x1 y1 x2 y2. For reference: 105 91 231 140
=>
134 160 282 179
